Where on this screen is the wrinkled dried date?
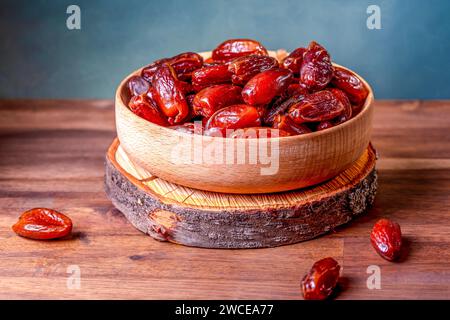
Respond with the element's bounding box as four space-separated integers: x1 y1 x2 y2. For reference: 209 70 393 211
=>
300 41 333 91
242 68 294 106
205 104 262 132
191 64 232 91
371 218 403 261
193 84 243 118
331 66 369 111
141 52 203 82
12 208 73 240
263 94 305 125
288 90 344 123
272 114 311 135
281 47 306 74
151 63 189 124
329 88 352 124
127 75 150 96
128 94 169 126
212 38 268 61
228 55 279 86
302 257 341 300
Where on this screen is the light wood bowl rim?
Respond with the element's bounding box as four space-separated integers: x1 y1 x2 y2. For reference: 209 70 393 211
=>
115 51 374 141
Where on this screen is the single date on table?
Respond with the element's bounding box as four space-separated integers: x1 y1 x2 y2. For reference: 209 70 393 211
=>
175 304 274 317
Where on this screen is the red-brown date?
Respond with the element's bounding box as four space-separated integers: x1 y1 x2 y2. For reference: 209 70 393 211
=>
300 41 333 91
193 84 243 118
288 90 344 123
242 68 294 106
331 66 369 111
228 127 290 138
286 83 309 97
128 94 169 126
150 63 189 124
329 88 352 124
127 75 150 96
264 94 305 125
281 47 306 74
212 38 268 61
272 114 311 135
12 208 73 240
228 55 279 86
141 52 203 82
191 64 232 91
169 122 203 135
205 104 262 131
371 218 403 261
302 257 341 300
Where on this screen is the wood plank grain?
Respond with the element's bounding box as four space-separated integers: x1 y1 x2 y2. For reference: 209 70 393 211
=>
0 99 449 299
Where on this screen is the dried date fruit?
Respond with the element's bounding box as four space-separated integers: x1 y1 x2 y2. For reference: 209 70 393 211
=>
287 83 309 97
212 38 268 61
177 80 195 95
272 114 311 135
316 120 334 131
242 68 294 106
281 47 306 74
191 64 232 91
150 63 189 124
371 218 403 261
300 41 333 91
301 257 341 300
228 55 279 85
264 94 305 125
288 90 344 123
205 104 262 131
128 95 169 126
193 84 243 118
331 66 369 110
12 208 73 240
329 88 352 124
127 75 150 96
141 52 203 82
229 127 290 138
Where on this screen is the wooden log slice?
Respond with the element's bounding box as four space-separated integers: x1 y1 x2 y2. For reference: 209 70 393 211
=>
104 138 377 248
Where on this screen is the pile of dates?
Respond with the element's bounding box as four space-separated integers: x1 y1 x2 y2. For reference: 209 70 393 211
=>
127 39 369 137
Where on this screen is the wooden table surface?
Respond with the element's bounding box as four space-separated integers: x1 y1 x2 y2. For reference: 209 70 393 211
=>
0 99 449 300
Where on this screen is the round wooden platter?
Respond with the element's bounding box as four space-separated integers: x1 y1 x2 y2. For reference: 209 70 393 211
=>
104 138 378 248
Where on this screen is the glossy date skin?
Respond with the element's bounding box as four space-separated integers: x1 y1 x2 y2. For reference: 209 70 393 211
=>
331 66 369 112
228 55 279 86
127 75 150 96
242 68 294 106
371 218 403 261
205 104 262 132
212 39 268 61
288 90 344 123
263 94 305 125
272 114 311 135
128 94 169 126
302 257 341 300
300 41 333 91
141 52 203 82
281 47 306 75
191 64 232 91
12 208 73 240
150 63 189 124
193 84 243 118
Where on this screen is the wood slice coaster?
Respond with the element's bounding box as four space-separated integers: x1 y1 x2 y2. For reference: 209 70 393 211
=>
104 138 378 248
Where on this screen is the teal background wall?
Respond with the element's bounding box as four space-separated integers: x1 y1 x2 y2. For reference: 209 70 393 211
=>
1 0 449 99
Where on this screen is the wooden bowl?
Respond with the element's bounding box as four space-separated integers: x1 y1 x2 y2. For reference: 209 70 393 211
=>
115 51 374 194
